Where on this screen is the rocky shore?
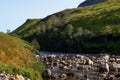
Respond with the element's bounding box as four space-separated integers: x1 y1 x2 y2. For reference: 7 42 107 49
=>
36 53 120 80
0 71 30 80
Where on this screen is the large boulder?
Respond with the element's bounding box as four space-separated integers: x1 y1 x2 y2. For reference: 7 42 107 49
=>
42 69 52 78
99 63 109 73
110 62 120 72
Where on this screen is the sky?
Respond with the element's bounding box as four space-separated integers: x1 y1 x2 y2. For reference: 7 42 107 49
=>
0 0 85 32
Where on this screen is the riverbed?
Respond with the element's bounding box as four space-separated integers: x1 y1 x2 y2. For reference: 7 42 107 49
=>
39 51 120 80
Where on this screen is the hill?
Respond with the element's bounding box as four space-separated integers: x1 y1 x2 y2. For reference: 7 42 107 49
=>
0 32 44 80
78 0 106 7
12 0 120 54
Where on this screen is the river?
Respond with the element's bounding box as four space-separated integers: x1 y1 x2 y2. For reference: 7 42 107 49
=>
39 51 114 80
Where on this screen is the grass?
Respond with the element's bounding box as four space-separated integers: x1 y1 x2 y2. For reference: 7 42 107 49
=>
0 32 44 80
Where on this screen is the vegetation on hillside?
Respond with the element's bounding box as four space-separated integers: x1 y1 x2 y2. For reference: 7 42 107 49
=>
12 0 120 54
0 32 44 80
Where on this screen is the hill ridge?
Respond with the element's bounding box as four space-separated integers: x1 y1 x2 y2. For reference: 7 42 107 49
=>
78 0 106 7
12 0 120 54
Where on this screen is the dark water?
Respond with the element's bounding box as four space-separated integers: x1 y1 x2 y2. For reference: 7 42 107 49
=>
39 51 64 55
39 51 100 56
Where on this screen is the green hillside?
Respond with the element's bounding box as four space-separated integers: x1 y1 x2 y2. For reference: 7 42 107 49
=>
12 0 120 54
0 32 44 80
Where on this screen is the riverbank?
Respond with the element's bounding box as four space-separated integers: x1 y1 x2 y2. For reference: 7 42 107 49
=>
37 53 120 80
0 71 30 80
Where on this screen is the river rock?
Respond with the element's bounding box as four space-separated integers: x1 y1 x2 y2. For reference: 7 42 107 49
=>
42 69 52 78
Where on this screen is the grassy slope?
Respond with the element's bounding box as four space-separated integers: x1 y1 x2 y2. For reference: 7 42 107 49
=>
0 32 44 80
12 0 120 53
12 19 41 37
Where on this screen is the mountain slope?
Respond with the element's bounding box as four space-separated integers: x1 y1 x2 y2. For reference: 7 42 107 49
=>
0 32 44 80
78 0 106 7
12 0 120 54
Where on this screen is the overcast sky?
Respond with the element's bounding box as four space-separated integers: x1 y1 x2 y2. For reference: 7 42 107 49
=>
0 0 85 32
